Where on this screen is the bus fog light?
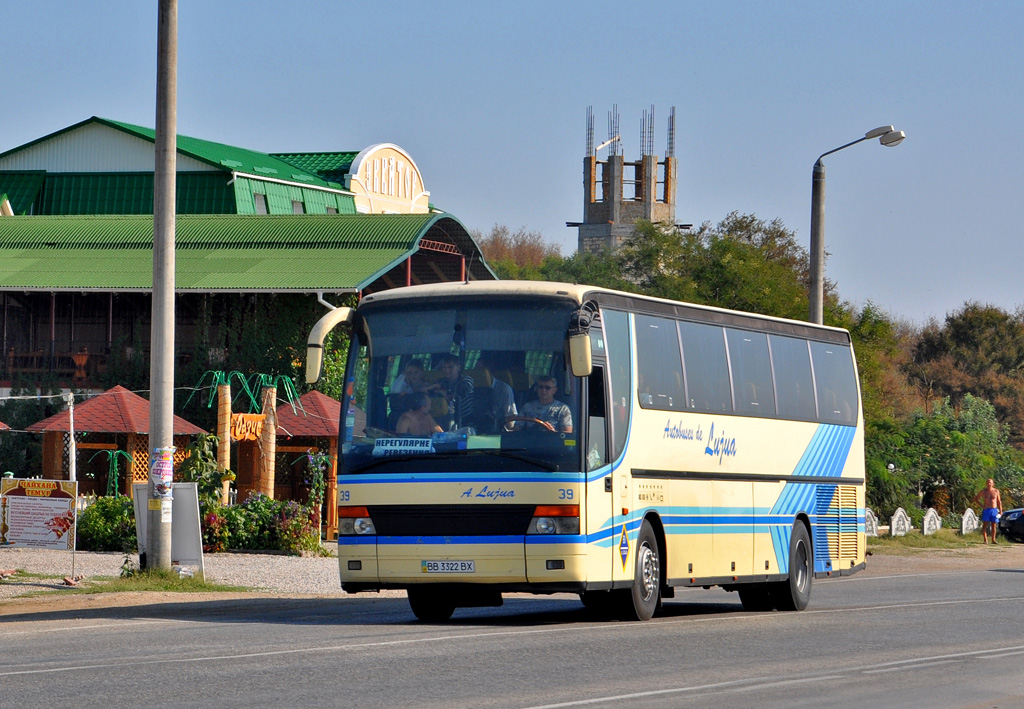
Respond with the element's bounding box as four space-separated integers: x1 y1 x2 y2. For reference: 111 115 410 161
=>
339 517 377 536
529 516 579 535
534 517 556 534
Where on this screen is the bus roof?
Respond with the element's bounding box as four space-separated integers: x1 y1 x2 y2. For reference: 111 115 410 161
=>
358 281 851 338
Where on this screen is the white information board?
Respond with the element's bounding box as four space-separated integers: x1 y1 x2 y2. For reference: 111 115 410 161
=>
133 482 205 576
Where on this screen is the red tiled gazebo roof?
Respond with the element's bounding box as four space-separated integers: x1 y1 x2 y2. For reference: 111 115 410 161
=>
276 390 340 438
26 385 206 434
0 420 9 431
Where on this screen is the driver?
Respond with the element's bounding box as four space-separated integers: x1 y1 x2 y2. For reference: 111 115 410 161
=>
517 375 573 432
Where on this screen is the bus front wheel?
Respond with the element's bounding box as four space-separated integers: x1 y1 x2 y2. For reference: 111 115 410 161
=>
622 520 661 621
407 587 455 622
774 522 812 611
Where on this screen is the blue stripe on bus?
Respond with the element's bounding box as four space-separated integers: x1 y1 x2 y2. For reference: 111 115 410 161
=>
375 535 526 545
339 472 584 484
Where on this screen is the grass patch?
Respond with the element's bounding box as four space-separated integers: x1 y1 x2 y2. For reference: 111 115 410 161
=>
1 571 65 581
63 568 248 595
868 528 986 552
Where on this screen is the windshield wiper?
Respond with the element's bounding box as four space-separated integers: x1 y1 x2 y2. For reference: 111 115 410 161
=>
489 449 559 472
348 448 560 473
348 453 456 474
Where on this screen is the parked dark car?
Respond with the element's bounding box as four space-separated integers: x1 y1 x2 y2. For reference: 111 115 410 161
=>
998 508 1024 542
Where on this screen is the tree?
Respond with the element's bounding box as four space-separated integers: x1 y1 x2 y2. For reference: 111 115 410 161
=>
473 225 561 279
909 302 1024 446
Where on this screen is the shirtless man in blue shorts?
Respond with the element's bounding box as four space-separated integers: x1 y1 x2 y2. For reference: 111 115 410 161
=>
973 478 1003 544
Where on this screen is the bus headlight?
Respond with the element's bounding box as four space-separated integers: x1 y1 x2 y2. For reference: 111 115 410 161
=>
528 505 580 535
338 506 376 536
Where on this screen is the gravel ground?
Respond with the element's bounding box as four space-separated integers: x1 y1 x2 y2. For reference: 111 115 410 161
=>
0 546 352 600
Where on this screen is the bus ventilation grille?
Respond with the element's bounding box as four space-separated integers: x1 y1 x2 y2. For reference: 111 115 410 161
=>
815 485 860 561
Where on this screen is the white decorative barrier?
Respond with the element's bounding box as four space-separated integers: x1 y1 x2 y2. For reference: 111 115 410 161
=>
922 507 942 535
865 508 879 537
961 508 978 535
890 507 911 536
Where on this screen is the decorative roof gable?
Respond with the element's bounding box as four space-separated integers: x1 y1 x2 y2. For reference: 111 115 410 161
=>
26 385 206 434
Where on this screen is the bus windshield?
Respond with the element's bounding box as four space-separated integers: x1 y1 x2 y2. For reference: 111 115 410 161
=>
340 297 582 474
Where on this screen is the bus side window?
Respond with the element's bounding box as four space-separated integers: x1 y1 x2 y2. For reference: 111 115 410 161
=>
809 342 859 424
602 310 632 462
587 366 607 471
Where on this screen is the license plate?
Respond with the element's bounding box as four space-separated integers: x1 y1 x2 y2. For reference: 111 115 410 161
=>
421 560 475 573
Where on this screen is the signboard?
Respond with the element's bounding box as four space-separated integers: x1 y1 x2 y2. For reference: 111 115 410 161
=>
231 413 265 441
133 482 205 576
1 479 78 549
347 143 430 214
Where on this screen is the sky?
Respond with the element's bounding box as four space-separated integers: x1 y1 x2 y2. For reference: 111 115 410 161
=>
3 1 1023 325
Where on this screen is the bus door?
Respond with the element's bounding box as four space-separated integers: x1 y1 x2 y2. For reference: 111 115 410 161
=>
601 309 634 585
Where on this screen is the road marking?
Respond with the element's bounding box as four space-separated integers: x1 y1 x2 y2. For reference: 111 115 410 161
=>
523 646 1024 707
863 659 960 674
3 595 1024 678
0 618 183 636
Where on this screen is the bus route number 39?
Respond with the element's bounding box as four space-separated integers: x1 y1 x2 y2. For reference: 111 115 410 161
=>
422 560 476 573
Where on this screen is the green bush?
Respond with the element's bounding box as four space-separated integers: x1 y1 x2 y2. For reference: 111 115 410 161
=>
201 504 231 553
224 493 282 550
77 495 137 552
276 499 323 555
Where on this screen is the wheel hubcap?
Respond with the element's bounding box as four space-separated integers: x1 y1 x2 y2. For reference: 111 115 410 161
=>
639 542 659 601
793 539 808 591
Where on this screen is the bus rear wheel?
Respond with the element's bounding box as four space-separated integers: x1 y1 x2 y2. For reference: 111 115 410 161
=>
407 587 455 622
773 522 812 611
620 520 661 621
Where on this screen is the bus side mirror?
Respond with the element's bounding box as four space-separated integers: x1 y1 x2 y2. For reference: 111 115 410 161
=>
306 306 354 384
568 333 592 378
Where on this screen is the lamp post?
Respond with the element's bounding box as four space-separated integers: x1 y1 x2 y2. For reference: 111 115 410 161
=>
809 126 905 324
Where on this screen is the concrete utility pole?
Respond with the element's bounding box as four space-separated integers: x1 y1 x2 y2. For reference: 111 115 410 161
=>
148 0 178 570
808 125 905 324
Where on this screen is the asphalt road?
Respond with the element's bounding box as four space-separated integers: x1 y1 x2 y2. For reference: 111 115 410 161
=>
2 558 1023 708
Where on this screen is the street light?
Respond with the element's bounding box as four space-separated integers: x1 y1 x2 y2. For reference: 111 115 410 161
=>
809 125 905 324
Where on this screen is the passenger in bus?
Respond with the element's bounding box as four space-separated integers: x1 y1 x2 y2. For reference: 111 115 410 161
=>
516 375 573 432
436 353 474 429
392 359 429 395
475 357 518 432
395 392 443 436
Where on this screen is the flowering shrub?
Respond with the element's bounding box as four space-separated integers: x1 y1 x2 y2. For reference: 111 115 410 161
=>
77 495 137 552
202 506 230 553
276 499 323 555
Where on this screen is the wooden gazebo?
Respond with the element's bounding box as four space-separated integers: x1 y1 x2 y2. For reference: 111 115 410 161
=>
267 390 340 538
26 385 206 496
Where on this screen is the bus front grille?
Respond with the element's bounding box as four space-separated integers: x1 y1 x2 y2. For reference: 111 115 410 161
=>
367 504 537 536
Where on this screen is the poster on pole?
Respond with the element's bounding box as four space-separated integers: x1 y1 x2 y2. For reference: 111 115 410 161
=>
1 479 78 549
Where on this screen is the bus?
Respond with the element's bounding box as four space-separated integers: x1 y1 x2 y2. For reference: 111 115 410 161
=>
306 281 865 621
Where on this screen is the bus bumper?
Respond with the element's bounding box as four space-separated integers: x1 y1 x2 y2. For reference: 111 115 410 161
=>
337 536 589 588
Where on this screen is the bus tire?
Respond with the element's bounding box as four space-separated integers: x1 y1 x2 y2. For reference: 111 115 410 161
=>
737 584 776 611
407 587 455 622
774 522 812 611
622 520 661 621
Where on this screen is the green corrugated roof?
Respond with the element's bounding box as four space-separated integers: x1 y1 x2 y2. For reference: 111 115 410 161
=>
0 213 491 291
0 171 45 214
30 172 237 214
100 118 348 191
0 117 350 193
270 152 359 184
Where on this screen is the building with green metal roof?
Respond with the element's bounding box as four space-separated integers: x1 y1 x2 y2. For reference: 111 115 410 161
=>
0 118 493 387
